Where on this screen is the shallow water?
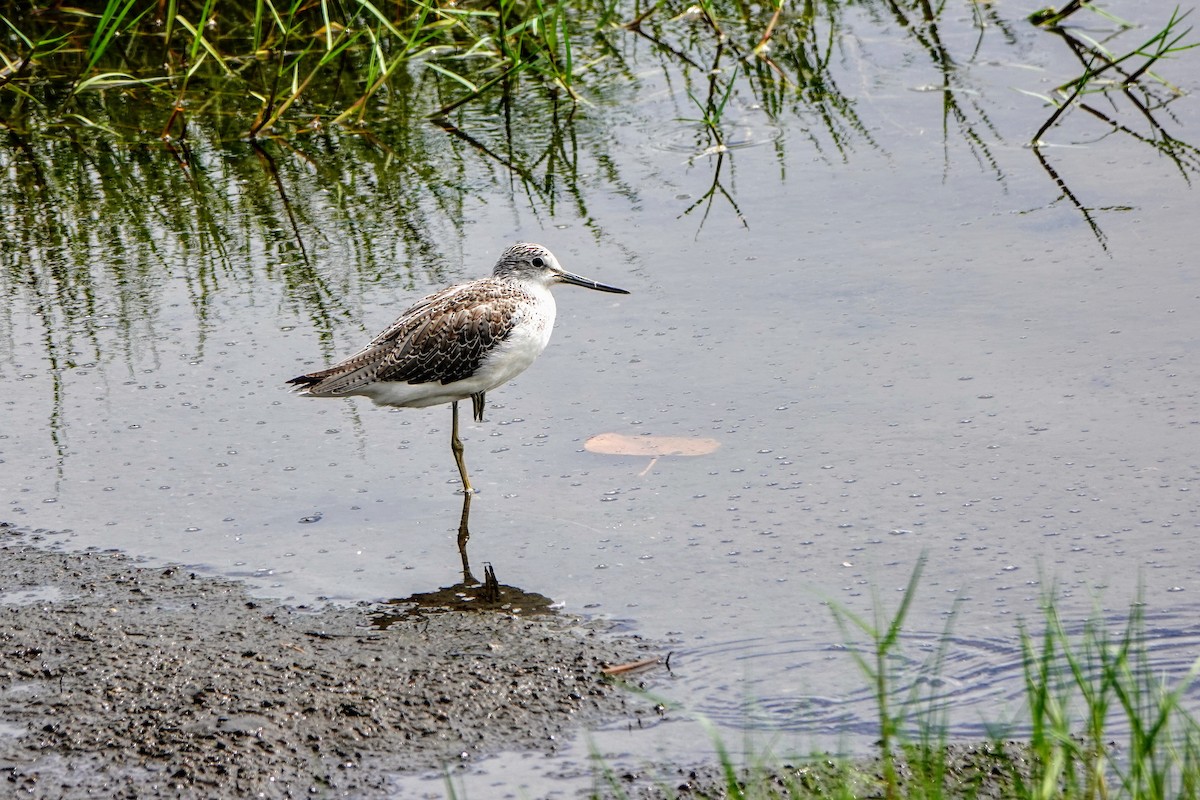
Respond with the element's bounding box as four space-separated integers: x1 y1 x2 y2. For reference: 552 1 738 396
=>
3 0 1200 788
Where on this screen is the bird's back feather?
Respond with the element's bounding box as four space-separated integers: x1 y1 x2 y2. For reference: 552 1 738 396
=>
288 280 531 398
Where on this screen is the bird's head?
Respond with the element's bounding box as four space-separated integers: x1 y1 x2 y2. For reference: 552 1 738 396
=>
492 243 630 295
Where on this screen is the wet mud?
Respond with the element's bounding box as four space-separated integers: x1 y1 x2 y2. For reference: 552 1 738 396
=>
598 742 1038 799
0 529 658 798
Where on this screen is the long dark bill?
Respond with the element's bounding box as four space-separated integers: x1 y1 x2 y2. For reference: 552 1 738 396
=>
557 270 630 295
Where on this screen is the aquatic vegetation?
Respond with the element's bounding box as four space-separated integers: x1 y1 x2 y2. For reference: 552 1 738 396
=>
1 1 1192 248
1 0 806 137
1024 3 1199 248
7 0 1185 140
1 0 587 137
593 564 1200 800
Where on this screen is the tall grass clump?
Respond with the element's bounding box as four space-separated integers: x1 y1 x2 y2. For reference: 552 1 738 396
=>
589 565 1200 800
829 571 1200 800
0 0 600 137
1015 593 1200 800
827 554 976 800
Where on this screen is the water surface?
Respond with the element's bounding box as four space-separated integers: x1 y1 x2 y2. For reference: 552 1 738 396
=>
3 0 1200 788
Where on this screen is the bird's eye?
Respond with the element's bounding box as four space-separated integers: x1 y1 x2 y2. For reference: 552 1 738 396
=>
531 257 545 268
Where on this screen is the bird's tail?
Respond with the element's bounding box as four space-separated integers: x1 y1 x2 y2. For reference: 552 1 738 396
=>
286 374 322 394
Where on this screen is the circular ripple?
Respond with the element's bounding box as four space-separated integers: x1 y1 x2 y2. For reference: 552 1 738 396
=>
651 120 786 154
666 607 1200 741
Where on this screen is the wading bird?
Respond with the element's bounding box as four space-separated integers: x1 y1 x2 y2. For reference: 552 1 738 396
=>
288 243 629 493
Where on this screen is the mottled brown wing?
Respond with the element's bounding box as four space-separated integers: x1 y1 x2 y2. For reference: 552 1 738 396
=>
288 282 525 396
377 295 520 385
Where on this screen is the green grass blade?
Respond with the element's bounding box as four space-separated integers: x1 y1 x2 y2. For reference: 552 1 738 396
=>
424 61 481 92
174 15 234 77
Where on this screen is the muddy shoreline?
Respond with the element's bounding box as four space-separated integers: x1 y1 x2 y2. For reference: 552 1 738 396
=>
0 527 659 798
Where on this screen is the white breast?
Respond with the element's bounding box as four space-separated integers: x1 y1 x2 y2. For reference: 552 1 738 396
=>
473 283 557 391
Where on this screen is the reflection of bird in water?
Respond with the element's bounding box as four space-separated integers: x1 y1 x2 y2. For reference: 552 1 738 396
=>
371 494 558 624
288 243 629 494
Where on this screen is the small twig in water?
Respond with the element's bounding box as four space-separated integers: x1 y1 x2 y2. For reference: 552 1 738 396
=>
602 656 663 676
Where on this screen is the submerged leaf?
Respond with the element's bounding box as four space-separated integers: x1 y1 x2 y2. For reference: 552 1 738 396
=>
584 433 720 457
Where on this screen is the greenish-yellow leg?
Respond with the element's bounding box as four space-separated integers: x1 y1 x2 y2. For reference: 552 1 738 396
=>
450 401 474 494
